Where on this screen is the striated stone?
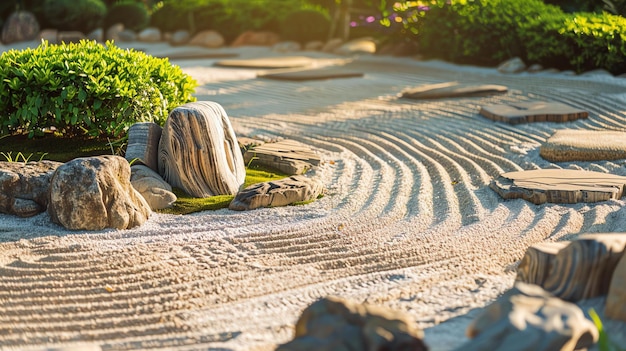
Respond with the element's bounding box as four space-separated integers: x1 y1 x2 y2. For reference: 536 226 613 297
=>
231 30 280 47
87 28 103 42
229 175 323 211
322 38 343 53
130 165 176 210
490 169 626 205
243 139 320 175
497 57 526 74
480 101 588 124
516 241 569 286
158 101 245 198
0 161 62 217
47 156 151 230
334 37 377 55
542 233 626 301
277 296 427 351
118 29 137 42
38 29 58 44
540 129 626 162
463 282 598 351
607 251 626 322
106 23 124 41
304 40 324 51
57 31 86 44
2 11 40 44
273 41 301 52
169 30 190 46
402 82 507 99
137 27 161 42
189 30 224 48
125 122 162 172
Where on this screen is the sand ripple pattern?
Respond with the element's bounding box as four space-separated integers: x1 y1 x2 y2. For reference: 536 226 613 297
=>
2 56 626 350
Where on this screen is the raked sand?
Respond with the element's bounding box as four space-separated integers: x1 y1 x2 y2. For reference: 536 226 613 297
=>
1 43 626 350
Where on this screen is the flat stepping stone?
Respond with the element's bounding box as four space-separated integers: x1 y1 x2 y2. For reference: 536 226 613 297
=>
540 129 626 162
490 169 626 204
229 175 323 211
401 82 507 99
479 101 588 124
214 56 314 69
244 139 320 175
259 67 364 81
154 51 238 60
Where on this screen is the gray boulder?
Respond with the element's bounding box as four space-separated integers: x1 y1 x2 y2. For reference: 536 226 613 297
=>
48 156 151 230
130 165 176 210
497 57 526 74
2 11 40 44
138 27 161 42
170 30 190 46
0 161 62 217
158 101 245 198
229 175 323 211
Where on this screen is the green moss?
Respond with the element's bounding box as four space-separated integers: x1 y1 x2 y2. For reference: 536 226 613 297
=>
0 134 119 162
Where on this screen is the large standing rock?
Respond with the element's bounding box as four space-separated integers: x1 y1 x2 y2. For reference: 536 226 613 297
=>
277 296 428 351
130 165 176 211
462 282 597 351
229 175 323 211
125 122 162 172
189 30 224 48
47 156 151 230
158 101 245 198
2 11 40 44
0 161 62 217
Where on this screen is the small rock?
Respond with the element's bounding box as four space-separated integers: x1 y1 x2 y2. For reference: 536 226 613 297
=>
57 31 86 44
118 29 137 42
304 40 324 51
169 30 190 46
463 282 598 351
87 28 103 42
137 27 161 42
231 30 280 47
38 29 58 44
273 41 301 52
106 23 124 41
527 63 543 73
125 122 162 172
130 165 176 210
322 38 343 53
189 30 224 48
229 175 323 211
2 11 40 44
581 68 613 77
334 37 377 55
0 161 62 217
497 57 526 74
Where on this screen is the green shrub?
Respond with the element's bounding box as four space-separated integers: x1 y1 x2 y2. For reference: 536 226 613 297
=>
150 3 189 32
280 9 330 43
42 0 107 34
0 40 197 138
103 0 150 32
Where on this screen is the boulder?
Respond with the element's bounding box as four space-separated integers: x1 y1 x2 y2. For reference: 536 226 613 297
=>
607 251 626 322
1 11 40 44
38 29 58 44
527 63 543 73
137 27 161 42
334 37 377 55
130 165 176 211
497 57 526 74
47 156 151 230
125 122 162 172
231 30 280 47
158 101 245 198
189 30 224 48
273 41 301 52
0 161 62 217
118 29 137 42
169 30 190 46
57 31 86 44
229 175 323 211
106 23 124 41
243 139 320 175
277 296 428 351
87 28 103 42
463 282 597 351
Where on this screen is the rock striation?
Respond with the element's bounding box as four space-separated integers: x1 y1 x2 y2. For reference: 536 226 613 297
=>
125 122 163 172
229 175 323 211
0 161 62 217
47 156 151 230
158 101 245 198
243 139 320 175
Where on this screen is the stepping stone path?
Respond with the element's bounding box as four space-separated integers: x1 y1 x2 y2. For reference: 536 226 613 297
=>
244 139 320 175
540 129 626 162
490 169 626 204
214 56 314 69
260 67 364 81
480 101 588 124
229 175 323 211
401 82 508 99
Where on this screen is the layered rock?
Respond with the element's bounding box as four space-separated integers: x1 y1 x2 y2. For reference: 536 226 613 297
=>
158 101 245 198
277 296 428 351
47 156 151 230
125 122 162 172
243 139 320 175
229 175 323 211
130 165 176 211
0 161 62 217
607 251 626 322
516 241 568 286
2 11 40 44
463 282 598 351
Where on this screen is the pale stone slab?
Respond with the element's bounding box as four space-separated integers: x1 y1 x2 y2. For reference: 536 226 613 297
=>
401 82 507 99
260 67 364 81
479 101 588 124
540 129 626 162
214 56 314 69
490 169 626 204
229 175 323 211
244 139 320 175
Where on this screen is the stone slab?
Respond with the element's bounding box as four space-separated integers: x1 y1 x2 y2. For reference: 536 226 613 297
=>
401 82 508 99
154 51 238 60
479 101 589 124
244 139 321 175
540 129 626 162
259 67 364 81
214 56 314 69
490 169 626 204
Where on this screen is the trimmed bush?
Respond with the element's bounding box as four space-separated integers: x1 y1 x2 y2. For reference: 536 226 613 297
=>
0 40 197 138
42 0 106 34
150 3 189 32
280 9 330 44
103 0 150 32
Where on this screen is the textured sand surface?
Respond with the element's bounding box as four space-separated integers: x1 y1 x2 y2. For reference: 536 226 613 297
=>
1 44 626 350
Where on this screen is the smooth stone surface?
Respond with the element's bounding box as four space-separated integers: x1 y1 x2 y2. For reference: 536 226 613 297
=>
497 57 526 74
130 165 176 211
243 139 320 175
401 82 508 99
189 30 224 48
259 67 364 81
540 129 626 162
57 31 85 43
2 11 39 44
607 251 626 322
462 282 598 351
158 101 245 198
516 241 569 286
479 101 589 124
0 161 62 217
490 169 626 204
229 175 323 211
137 27 161 42
169 30 190 46
334 37 377 55
276 296 427 351
87 28 103 42
322 38 343 53
38 29 58 43
304 40 324 51
125 122 163 172
231 31 280 47
105 23 124 41
118 29 137 42
47 156 151 230
214 56 314 69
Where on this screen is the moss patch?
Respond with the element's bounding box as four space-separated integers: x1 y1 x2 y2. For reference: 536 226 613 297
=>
0 134 123 162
